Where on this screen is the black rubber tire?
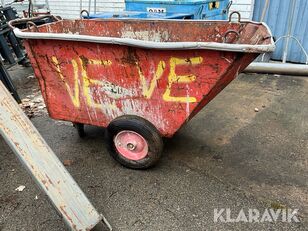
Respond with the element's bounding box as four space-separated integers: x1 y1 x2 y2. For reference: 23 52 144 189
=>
73 123 86 138
107 115 163 169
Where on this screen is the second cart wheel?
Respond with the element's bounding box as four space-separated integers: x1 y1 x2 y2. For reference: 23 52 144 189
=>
107 115 163 169
73 123 86 138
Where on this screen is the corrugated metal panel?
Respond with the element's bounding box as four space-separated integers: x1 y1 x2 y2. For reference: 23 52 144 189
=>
253 0 308 64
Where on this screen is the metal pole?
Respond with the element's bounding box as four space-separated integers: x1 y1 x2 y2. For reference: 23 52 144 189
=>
0 81 111 231
94 0 96 14
282 0 296 63
45 0 50 11
88 0 91 14
245 62 308 76
260 0 269 22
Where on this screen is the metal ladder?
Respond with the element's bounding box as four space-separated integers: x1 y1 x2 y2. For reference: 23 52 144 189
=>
0 80 112 230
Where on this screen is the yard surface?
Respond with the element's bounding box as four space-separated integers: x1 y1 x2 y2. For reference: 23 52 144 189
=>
0 66 307 230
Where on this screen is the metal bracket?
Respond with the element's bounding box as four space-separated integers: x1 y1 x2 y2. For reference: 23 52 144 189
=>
229 11 241 23
80 9 89 19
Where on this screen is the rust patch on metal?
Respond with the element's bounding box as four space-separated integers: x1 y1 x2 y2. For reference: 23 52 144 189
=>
60 205 78 231
45 173 54 186
20 19 272 137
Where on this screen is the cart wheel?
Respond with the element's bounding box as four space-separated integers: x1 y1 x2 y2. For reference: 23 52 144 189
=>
107 115 163 169
73 123 86 138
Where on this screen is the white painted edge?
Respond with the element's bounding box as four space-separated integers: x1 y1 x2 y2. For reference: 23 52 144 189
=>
13 20 275 53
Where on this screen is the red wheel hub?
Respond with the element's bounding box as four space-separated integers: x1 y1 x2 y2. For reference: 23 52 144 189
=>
114 130 148 161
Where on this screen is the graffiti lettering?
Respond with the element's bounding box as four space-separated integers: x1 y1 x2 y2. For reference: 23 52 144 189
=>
51 56 203 109
79 57 105 109
163 57 203 103
137 61 166 99
51 56 80 108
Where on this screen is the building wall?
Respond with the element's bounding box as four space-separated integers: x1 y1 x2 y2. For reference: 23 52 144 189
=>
36 0 125 19
6 0 254 20
253 0 308 64
230 0 255 20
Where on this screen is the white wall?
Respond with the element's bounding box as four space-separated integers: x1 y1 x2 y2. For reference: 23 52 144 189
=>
35 0 125 19
7 0 254 20
230 0 255 20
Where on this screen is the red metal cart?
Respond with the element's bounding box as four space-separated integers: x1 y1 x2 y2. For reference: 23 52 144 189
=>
10 14 275 169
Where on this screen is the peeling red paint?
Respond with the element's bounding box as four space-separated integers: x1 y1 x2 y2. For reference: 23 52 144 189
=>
23 19 272 137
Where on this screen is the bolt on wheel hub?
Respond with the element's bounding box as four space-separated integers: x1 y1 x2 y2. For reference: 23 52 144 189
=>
114 130 148 161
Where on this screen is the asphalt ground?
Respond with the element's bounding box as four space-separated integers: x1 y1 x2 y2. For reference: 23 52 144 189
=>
0 66 307 230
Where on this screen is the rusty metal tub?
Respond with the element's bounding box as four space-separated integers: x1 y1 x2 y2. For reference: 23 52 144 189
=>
10 15 275 169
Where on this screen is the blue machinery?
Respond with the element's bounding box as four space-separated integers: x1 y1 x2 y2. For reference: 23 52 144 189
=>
82 0 232 20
